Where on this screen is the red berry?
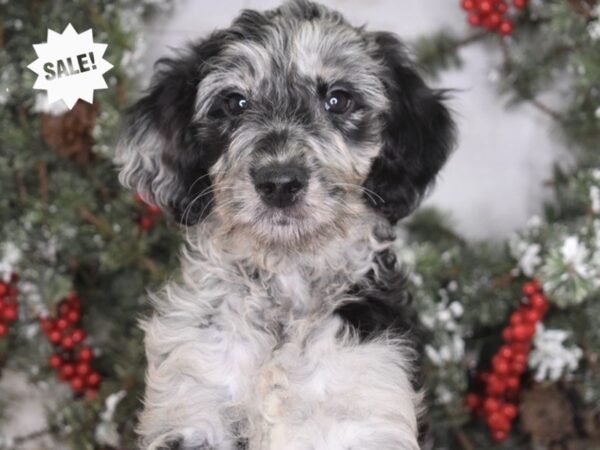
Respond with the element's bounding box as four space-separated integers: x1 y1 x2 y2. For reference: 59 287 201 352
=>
513 352 528 365
483 397 500 415
70 376 85 392
61 335 75 350
502 403 518 419
468 14 482 26
511 324 526 341
488 12 502 27
71 328 86 344
524 323 536 339
493 356 510 376
529 293 548 312
49 329 62 344
522 280 540 297
66 309 80 323
2 305 17 322
522 308 541 323
502 327 513 342
76 362 91 376
487 375 506 396
512 324 534 342
0 283 7 297
59 363 75 380
0 322 8 337
482 16 497 31
510 361 527 376
511 343 530 355
56 318 69 331
488 411 510 432
86 371 101 388
145 204 162 216
77 346 94 362
40 318 54 333
510 311 523 326
479 0 493 13
492 430 508 442
496 0 508 13
499 20 515 36
49 354 63 369
499 345 513 360
506 376 520 391
139 215 154 230
512 0 527 9
462 0 476 10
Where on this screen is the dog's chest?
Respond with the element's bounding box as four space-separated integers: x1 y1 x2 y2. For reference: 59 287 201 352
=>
269 270 322 314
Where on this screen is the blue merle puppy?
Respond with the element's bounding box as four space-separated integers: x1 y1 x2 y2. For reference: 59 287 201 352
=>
116 1 455 449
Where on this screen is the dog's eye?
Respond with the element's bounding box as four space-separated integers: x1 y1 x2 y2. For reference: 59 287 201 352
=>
224 93 249 116
324 90 352 114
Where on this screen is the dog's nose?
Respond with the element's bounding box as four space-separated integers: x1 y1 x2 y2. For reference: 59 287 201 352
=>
253 165 308 208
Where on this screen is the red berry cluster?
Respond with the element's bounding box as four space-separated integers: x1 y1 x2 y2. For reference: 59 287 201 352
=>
134 192 162 231
39 293 102 397
466 279 549 442
0 275 19 338
461 0 528 36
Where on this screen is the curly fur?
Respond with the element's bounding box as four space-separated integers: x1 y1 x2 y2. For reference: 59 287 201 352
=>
115 1 455 449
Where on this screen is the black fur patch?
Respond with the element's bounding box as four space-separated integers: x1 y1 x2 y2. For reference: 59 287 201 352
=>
363 32 456 224
122 32 232 225
335 248 424 391
336 249 416 340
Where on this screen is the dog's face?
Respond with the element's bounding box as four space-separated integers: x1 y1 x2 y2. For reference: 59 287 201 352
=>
116 0 454 247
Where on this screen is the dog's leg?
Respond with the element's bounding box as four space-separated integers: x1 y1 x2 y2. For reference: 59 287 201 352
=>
138 307 268 450
252 316 421 450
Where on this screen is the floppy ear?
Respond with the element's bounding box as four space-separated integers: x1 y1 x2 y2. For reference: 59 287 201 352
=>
364 32 455 224
115 34 225 225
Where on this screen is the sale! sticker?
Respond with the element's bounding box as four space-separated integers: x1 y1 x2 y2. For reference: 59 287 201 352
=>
28 24 113 109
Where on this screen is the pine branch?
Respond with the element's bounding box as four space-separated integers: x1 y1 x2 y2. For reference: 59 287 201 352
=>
12 427 54 447
498 38 563 121
414 30 488 77
78 206 115 237
14 171 27 200
454 429 476 450
78 207 165 279
37 161 48 204
568 0 598 20
528 98 563 121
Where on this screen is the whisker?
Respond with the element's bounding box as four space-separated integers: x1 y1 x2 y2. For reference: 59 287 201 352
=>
329 182 385 204
180 184 234 233
186 171 226 194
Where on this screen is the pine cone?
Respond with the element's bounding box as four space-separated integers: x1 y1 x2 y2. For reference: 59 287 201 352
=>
41 101 98 164
520 384 575 447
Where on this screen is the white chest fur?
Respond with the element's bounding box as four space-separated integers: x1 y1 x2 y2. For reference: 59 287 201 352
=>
138 220 421 450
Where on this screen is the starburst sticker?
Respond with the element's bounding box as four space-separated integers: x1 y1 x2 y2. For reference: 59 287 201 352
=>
28 24 113 109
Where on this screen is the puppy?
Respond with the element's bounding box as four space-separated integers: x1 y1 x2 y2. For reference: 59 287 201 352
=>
116 1 454 449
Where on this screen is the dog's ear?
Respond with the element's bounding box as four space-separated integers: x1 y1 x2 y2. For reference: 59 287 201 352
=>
364 32 455 224
115 34 225 225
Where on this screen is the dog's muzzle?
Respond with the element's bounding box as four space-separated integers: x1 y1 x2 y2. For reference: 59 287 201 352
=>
252 165 308 209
